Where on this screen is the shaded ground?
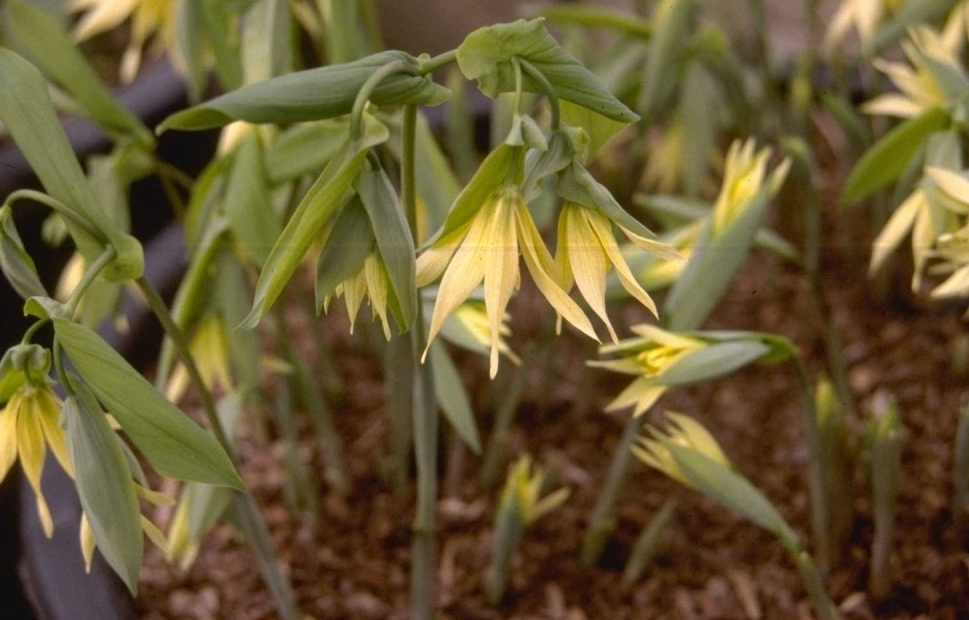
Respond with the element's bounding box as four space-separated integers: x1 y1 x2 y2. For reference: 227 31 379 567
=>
134 186 969 620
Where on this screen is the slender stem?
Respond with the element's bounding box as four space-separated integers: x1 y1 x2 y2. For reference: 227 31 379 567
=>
403 103 439 620
517 58 560 131
580 413 644 566
65 247 117 317
793 357 832 572
350 60 420 142
21 319 50 346
136 275 299 620
4 189 103 243
419 49 458 75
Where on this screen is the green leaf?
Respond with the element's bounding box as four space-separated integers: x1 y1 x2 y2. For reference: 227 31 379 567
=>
0 206 46 300
533 4 652 38
665 442 799 548
65 380 143 594
264 119 349 183
53 318 245 489
315 198 374 311
657 340 769 386
240 0 293 84
0 49 143 281
429 341 481 453
639 0 699 119
558 162 659 240
159 51 450 132
664 193 769 331
357 164 417 331
23 296 68 321
864 0 962 58
2 0 152 145
559 100 626 161
242 116 389 328
456 18 639 124
842 108 949 204
224 131 280 267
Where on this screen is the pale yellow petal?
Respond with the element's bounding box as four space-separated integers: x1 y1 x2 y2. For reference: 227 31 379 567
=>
141 515 170 555
861 95 926 119
36 390 72 478
80 513 96 573
630 323 701 349
482 194 519 377
363 254 392 340
424 211 492 354
515 202 598 341
342 269 368 334
565 206 616 342
926 167 969 209
0 408 18 485
135 484 176 506
18 398 53 537
586 213 659 317
931 264 969 298
416 225 468 287
870 190 923 275
605 377 666 416
72 0 140 41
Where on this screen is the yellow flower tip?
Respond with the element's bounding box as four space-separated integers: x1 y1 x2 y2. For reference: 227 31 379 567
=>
80 513 96 573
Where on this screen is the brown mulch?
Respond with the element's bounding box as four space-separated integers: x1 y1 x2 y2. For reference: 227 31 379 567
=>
136 199 969 619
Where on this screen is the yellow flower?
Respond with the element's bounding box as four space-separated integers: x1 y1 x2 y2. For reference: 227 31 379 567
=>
165 314 234 403
633 411 732 486
0 381 72 538
862 27 961 119
556 201 670 342
822 0 904 52
418 145 596 378
80 483 172 572
712 139 790 234
71 0 177 83
436 300 520 365
592 324 705 416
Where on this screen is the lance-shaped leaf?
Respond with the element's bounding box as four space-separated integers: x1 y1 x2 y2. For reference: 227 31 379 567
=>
358 164 417 331
842 108 949 204
0 206 47 300
243 116 389 328
2 0 152 145
655 340 769 386
638 0 698 119
53 319 244 490
224 131 280 268
456 18 639 124
159 51 450 132
0 49 143 282
663 192 769 331
240 0 293 85
264 119 349 183
664 440 800 550
65 380 143 594
429 341 481 453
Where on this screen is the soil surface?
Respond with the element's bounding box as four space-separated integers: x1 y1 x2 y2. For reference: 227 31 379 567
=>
135 177 969 619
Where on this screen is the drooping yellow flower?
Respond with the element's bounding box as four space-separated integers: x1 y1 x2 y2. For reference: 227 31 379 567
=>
556 201 676 342
324 251 395 339
0 380 72 538
633 411 732 486
71 0 177 82
165 314 234 403
418 145 597 378
862 27 962 119
435 300 520 365
592 324 705 416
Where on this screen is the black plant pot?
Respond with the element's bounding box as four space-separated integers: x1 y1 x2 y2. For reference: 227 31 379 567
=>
0 60 216 620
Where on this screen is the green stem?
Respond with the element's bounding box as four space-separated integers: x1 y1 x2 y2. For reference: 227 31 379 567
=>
580 413 644 566
135 276 299 620
64 246 117 317
517 57 560 131
793 357 833 572
480 345 535 487
420 49 458 75
4 189 102 243
350 60 420 142
403 103 439 620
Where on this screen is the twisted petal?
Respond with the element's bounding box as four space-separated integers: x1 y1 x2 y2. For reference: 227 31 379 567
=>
562 205 616 341
515 201 598 341
0 407 18 484
482 193 520 377
17 395 53 537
